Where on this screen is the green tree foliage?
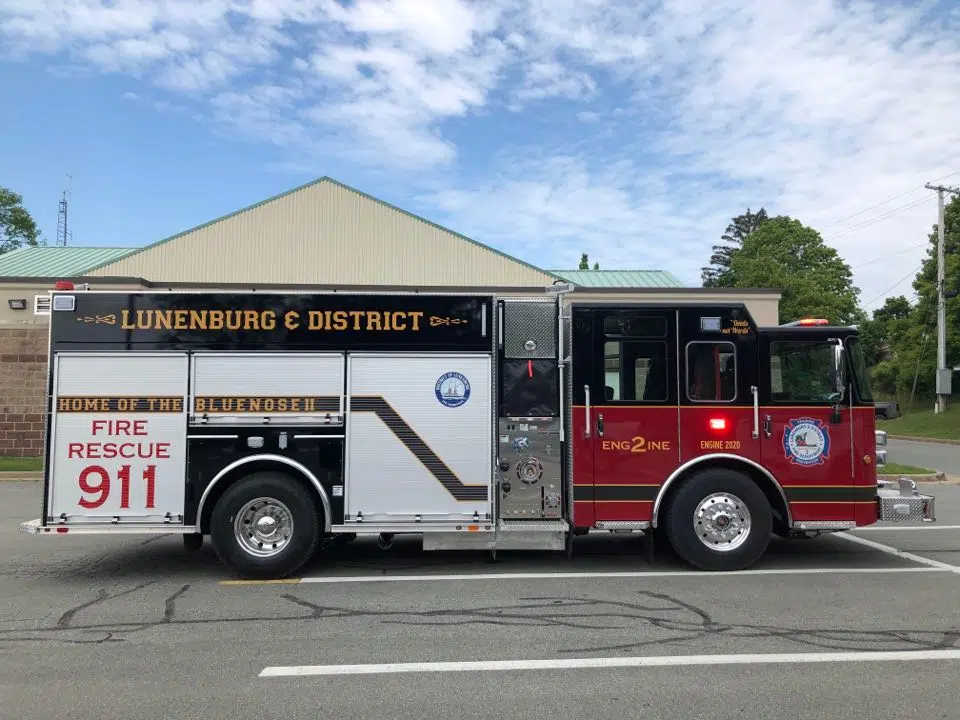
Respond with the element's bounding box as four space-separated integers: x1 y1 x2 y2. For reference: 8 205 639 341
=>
858 295 912 367
578 252 599 270
0 187 42 254
701 208 769 286
723 216 861 324
871 194 960 401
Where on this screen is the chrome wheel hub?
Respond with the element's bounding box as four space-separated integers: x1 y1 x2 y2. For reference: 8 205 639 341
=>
694 492 751 552
234 497 294 557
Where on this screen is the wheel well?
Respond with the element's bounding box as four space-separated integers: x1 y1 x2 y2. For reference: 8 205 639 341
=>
197 459 328 534
654 458 790 534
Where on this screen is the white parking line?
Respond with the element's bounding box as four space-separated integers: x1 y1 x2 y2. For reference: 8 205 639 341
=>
855 525 960 532
283 567 947 585
836 532 960 574
259 649 960 677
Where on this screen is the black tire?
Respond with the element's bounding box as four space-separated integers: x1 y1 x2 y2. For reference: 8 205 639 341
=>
661 468 772 572
210 471 321 579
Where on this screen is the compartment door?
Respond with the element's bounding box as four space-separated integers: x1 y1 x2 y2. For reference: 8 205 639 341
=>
191 352 344 425
345 353 493 523
48 352 189 525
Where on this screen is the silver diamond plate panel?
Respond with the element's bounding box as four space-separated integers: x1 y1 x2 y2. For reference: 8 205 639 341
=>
593 521 651 530
791 521 856 531
878 493 936 522
503 302 557 358
499 519 569 532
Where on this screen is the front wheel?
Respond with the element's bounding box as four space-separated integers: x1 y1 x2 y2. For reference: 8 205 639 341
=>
210 471 321 579
662 468 772 571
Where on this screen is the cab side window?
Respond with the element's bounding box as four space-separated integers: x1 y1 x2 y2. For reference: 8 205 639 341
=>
604 341 668 402
687 341 736 402
769 340 836 403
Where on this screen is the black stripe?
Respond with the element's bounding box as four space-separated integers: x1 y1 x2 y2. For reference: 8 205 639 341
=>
573 485 658 502
351 396 488 502
784 486 877 503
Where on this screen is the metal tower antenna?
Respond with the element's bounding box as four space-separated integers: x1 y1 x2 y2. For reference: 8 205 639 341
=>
56 174 72 247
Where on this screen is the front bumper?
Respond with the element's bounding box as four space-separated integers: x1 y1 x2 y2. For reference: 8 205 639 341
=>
877 477 936 523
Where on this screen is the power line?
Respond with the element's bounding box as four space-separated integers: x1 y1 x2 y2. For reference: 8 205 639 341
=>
862 265 922 309
822 169 960 230
852 242 927 270
824 195 933 241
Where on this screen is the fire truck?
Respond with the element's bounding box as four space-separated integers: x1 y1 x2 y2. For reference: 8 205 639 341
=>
19 285 936 578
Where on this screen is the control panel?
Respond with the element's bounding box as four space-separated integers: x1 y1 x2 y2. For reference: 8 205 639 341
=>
497 417 562 519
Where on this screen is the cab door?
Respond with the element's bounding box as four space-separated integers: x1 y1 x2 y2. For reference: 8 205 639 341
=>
573 307 680 525
759 334 856 524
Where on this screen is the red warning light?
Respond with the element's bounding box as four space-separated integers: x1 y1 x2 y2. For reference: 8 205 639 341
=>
53 280 74 291
709 417 727 432
797 318 829 326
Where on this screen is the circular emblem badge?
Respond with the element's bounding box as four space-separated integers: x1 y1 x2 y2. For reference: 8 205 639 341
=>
435 372 470 408
783 417 830 466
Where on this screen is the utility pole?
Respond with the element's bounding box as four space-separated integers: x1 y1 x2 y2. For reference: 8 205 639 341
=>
924 182 960 414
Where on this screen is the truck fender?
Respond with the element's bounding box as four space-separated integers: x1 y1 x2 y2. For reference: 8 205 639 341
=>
195 454 332 534
651 454 791 529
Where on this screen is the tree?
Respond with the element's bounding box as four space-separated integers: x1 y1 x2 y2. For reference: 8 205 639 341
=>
724 216 861 324
875 194 960 402
701 208 769 286
579 252 599 270
0 187 42 254
858 295 912 368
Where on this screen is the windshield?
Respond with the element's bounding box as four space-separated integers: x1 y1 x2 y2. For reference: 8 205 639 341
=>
846 336 874 403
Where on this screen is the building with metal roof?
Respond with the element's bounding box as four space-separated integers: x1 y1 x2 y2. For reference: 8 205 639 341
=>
0 175 782 457
0 246 136 278
550 269 683 288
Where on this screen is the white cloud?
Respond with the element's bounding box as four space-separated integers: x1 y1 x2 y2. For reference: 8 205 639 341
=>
1 0 959 307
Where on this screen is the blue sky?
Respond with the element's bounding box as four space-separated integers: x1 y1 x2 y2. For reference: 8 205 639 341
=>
1 0 959 308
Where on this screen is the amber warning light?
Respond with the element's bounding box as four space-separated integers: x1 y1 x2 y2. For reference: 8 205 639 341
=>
797 318 829 326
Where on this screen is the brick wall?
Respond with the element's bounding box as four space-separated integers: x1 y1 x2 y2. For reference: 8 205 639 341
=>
0 327 48 457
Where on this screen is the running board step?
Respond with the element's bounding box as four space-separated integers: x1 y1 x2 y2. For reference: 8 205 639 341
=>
498 519 569 532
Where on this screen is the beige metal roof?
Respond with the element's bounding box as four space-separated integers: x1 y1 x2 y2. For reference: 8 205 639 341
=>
88 178 558 287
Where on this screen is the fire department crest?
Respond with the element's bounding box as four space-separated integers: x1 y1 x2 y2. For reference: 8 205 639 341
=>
783 417 830 466
435 371 470 408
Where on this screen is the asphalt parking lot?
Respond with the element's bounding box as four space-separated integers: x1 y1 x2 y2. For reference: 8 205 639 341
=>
2 479 959 720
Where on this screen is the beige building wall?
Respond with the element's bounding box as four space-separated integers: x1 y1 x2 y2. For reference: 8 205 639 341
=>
88 179 556 288
0 283 58 326
567 291 781 326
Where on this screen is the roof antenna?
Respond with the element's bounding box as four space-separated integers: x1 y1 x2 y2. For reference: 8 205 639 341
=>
56 173 72 247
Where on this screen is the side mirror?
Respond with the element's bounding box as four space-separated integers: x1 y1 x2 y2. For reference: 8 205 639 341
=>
832 341 847 399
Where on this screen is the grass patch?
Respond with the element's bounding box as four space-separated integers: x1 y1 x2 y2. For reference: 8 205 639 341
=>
881 403 960 440
879 461 936 475
0 456 42 472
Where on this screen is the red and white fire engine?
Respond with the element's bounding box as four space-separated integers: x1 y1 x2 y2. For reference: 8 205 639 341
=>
20 284 935 578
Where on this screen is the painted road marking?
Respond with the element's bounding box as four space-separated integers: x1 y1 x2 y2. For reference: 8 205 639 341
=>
221 566 947 586
259 649 960 677
855 524 960 532
837 532 960 574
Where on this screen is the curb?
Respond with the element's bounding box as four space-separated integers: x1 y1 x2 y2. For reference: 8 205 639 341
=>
887 435 960 446
878 471 947 483
0 471 41 482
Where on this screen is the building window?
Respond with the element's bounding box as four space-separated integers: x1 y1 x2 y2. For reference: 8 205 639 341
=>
687 341 737 402
603 341 668 402
769 340 837 403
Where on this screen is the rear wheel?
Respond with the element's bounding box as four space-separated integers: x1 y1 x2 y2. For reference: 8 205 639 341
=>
210 471 321 579
662 468 772 571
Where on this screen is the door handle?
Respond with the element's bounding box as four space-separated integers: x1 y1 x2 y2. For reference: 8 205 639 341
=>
597 413 604 437
763 415 772 439
584 384 591 439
